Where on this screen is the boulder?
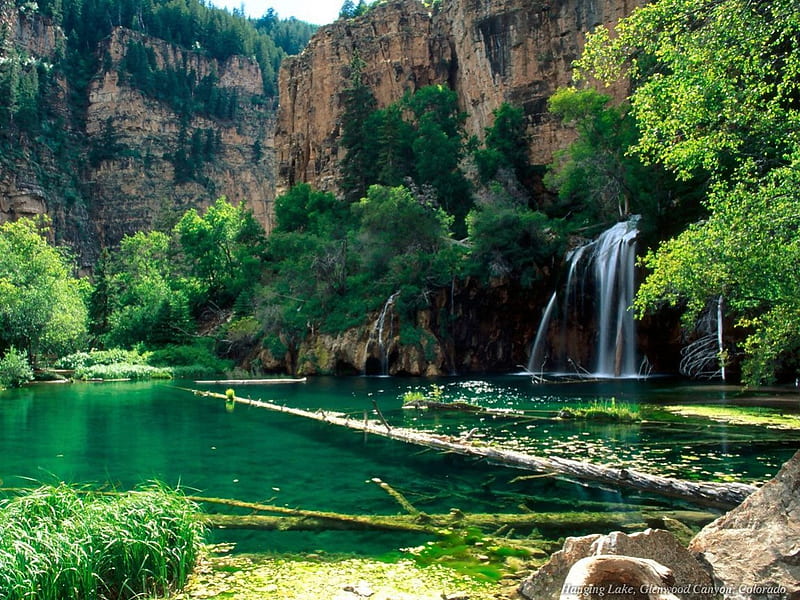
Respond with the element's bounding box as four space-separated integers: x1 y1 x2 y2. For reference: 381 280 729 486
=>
561 555 680 600
688 451 800 600
519 529 716 600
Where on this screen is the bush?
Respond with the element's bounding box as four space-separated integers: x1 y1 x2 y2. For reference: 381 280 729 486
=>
147 341 232 372
56 348 150 370
0 347 34 388
0 483 203 600
73 363 173 380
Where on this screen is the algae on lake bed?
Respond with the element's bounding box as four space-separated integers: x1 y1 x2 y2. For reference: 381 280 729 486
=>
173 549 505 600
660 405 800 430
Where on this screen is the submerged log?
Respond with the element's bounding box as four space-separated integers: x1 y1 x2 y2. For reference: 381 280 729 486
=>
194 377 307 385
201 510 649 534
186 389 757 509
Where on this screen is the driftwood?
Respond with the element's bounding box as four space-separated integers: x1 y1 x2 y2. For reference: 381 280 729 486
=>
186 389 757 509
194 377 307 385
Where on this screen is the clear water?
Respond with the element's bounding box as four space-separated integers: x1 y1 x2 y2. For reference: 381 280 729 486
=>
0 376 797 554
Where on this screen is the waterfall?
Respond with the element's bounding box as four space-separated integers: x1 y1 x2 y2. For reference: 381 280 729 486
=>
527 217 640 378
526 292 557 376
593 219 639 377
366 291 400 375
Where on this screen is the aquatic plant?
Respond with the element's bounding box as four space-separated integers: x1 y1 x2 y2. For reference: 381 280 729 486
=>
558 397 640 422
0 483 203 600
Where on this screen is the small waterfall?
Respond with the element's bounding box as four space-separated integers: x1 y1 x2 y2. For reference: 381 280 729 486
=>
527 292 557 376
527 217 640 378
366 291 400 375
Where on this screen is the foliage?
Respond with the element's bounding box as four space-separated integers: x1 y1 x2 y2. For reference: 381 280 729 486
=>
56 347 150 369
577 0 800 383
558 398 640 422
0 347 34 389
174 197 267 307
545 88 703 232
102 230 194 348
0 483 203 600
0 218 88 361
466 199 564 286
73 362 173 380
474 103 530 185
147 341 232 372
339 81 472 234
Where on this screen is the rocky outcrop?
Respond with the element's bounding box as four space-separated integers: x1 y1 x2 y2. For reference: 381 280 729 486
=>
275 0 644 193
688 450 800 600
275 0 451 195
87 28 274 246
519 529 717 600
1 10 275 261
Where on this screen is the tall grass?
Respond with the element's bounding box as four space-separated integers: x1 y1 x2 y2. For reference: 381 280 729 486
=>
0 484 203 600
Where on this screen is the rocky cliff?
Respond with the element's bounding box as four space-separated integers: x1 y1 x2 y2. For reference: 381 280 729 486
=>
275 0 643 194
0 10 275 263
87 28 275 246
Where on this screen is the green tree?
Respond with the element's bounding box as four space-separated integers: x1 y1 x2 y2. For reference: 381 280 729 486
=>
0 218 88 361
474 103 530 184
104 230 193 347
174 197 267 307
578 0 800 383
339 55 380 201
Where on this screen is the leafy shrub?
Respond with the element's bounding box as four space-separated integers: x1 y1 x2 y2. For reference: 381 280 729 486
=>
73 363 172 380
147 341 232 372
56 348 150 370
0 483 203 600
0 347 34 388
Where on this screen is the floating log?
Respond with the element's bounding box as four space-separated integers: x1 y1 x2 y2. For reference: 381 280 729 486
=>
186 390 757 509
194 377 307 385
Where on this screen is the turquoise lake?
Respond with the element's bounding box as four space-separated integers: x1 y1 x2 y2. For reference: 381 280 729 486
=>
1 376 798 554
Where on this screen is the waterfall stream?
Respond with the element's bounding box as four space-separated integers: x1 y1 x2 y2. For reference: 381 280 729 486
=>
527 217 640 378
365 291 400 375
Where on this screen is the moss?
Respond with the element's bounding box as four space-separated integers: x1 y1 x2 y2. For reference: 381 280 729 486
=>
174 550 499 600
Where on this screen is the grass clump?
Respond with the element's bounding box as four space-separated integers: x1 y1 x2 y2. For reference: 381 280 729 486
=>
73 363 173 380
0 483 203 600
558 397 640 422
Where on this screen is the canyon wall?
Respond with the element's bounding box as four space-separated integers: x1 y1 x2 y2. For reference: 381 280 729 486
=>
87 28 275 246
275 0 643 194
0 11 275 264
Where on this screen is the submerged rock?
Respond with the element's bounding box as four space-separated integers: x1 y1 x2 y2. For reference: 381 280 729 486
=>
518 529 716 600
688 450 800 600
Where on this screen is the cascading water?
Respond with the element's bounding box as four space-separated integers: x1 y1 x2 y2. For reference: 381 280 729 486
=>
527 216 640 378
365 291 400 375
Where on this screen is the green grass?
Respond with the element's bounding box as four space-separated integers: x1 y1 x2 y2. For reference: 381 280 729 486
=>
0 484 204 600
558 397 641 423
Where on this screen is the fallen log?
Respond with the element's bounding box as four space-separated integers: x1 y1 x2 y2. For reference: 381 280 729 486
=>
194 377 307 385
200 510 649 534
185 389 757 509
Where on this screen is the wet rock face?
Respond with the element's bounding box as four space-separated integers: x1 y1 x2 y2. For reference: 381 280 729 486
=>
688 450 800 600
275 0 644 194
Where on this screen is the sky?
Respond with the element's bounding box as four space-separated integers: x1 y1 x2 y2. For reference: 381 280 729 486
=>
210 0 344 25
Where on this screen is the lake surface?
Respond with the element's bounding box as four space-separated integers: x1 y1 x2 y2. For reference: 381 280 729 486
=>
1 376 798 554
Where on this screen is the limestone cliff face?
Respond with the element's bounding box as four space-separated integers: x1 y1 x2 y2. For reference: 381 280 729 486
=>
275 0 642 192
87 28 274 246
275 0 452 195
